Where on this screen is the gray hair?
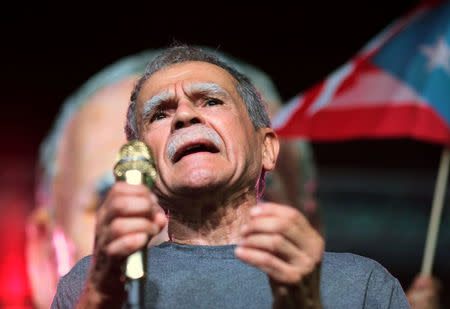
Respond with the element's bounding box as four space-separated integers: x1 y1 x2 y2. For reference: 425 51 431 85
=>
125 45 272 140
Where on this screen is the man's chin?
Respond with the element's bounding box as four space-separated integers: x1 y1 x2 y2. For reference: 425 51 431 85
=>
178 168 223 188
167 179 228 202
174 181 223 196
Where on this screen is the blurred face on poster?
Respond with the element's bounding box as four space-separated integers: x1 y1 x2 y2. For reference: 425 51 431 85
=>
53 77 137 261
26 76 169 309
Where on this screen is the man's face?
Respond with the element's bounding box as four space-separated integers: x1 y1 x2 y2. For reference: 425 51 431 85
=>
136 61 269 200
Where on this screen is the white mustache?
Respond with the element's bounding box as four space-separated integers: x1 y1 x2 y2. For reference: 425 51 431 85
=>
166 125 222 161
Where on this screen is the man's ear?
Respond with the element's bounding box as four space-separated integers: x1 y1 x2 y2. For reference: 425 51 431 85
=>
261 128 280 172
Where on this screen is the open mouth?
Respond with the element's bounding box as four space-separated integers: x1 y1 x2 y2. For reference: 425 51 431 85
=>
173 142 220 163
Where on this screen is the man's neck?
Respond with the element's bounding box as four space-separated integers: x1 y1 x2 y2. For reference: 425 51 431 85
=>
166 190 257 246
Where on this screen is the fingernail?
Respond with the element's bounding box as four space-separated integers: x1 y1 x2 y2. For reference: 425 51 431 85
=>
157 212 167 223
250 207 262 216
150 193 158 203
240 224 248 234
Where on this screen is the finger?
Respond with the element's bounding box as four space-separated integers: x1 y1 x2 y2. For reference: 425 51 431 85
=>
241 216 301 247
250 202 304 222
103 182 154 208
411 275 434 289
108 217 162 241
407 290 435 307
111 182 152 195
106 232 149 257
153 210 168 229
250 203 313 237
237 233 318 276
238 233 299 262
245 208 324 260
103 195 161 223
235 246 306 284
96 210 166 249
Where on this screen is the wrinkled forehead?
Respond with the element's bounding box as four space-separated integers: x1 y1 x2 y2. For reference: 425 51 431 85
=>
136 61 241 107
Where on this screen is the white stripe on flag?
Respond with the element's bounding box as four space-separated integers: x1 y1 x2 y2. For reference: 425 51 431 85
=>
307 62 355 115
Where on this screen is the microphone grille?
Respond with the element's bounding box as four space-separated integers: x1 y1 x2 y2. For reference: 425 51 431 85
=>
118 140 152 161
113 140 156 185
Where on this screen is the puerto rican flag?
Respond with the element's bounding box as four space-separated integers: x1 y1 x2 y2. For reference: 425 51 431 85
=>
273 0 450 146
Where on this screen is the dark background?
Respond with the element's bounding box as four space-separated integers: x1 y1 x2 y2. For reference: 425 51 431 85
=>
2 1 449 307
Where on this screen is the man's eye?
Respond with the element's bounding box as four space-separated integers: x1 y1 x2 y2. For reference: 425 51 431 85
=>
205 98 223 106
150 112 167 122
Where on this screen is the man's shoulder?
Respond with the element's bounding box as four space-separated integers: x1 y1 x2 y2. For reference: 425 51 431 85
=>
323 252 382 272
322 251 394 284
65 255 92 279
320 252 410 308
51 255 93 308
58 255 92 289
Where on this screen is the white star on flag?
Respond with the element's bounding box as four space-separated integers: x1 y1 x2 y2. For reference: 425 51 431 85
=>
420 36 450 74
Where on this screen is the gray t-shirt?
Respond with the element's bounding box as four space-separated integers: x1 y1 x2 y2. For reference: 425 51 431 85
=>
51 242 410 308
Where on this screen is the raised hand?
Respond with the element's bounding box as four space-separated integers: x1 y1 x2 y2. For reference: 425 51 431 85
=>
77 182 167 308
235 202 324 309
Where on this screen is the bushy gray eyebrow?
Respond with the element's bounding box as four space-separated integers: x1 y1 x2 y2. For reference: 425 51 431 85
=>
184 82 231 99
142 90 175 121
141 82 231 121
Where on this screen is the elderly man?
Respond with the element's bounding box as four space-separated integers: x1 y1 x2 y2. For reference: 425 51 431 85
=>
51 45 410 308
27 47 322 309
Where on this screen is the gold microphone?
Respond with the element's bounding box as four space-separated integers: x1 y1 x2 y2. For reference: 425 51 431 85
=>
113 140 157 280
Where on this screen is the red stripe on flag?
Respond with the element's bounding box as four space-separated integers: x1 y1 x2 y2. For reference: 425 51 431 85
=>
275 103 450 145
334 59 378 96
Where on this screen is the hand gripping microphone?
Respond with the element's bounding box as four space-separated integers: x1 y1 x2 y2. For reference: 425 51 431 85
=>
113 140 157 308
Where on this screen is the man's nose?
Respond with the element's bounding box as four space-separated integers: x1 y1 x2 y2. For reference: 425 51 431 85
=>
171 100 204 131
